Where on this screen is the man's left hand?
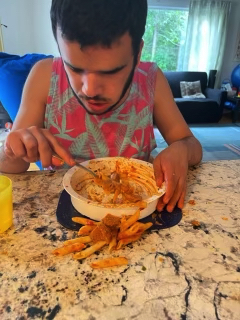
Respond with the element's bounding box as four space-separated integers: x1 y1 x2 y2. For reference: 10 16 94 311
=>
153 141 189 212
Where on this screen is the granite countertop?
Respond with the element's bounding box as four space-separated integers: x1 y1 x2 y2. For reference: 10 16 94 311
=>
0 160 240 320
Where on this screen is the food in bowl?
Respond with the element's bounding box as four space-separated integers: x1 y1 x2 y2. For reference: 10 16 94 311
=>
63 157 166 220
74 157 159 207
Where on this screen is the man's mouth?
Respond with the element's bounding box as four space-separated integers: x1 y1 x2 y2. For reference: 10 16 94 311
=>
88 100 107 105
86 100 109 112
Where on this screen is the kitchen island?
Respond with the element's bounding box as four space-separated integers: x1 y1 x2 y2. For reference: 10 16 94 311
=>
0 160 239 320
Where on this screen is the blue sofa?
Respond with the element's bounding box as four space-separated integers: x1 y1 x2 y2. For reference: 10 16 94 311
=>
163 71 227 124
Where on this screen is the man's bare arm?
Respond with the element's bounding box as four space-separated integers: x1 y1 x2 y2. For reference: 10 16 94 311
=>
152 68 202 212
153 68 202 166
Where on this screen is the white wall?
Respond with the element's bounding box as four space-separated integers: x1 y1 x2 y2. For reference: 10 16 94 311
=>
0 0 35 55
0 0 58 56
0 0 239 84
29 0 58 56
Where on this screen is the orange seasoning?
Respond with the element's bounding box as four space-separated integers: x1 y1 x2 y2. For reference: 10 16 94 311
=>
188 200 196 205
191 220 200 227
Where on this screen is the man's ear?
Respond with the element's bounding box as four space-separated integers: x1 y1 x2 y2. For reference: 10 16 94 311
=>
136 39 144 67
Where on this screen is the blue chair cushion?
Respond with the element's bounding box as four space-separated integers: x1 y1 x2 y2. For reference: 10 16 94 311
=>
0 53 53 170
0 52 53 121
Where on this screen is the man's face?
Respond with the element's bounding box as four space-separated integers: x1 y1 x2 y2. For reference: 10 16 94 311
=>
57 30 142 115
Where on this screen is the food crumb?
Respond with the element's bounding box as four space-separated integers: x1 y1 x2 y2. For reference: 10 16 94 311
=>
151 248 156 252
221 217 229 221
191 220 200 227
142 266 147 271
188 200 196 205
152 213 157 220
0 251 8 255
159 257 164 262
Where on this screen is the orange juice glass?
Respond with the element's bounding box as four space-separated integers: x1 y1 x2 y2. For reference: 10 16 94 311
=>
0 175 13 233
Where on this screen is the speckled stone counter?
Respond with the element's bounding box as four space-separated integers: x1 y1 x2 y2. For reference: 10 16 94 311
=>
0 160 240 320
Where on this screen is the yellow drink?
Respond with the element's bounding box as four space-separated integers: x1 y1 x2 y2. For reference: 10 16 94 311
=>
0 176 13 233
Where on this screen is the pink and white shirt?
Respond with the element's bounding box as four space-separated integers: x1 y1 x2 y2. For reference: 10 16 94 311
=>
44 58 157 161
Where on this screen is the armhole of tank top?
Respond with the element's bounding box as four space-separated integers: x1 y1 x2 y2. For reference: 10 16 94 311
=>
150 63 158 108
149 63 158 152
44 58 58 129
148 63 158 125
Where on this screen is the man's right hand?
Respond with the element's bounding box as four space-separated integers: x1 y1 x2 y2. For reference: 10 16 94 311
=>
4 126 75 168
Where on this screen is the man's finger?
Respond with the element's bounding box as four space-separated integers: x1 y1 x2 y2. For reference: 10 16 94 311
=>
28 128 53 168
6 135 27 159
20 131 39 160
4 141 15 158
178 180 187 209
153 158 164 187
166 178 184 212
163 170 177 205
157 196 165 212
42 129 75 166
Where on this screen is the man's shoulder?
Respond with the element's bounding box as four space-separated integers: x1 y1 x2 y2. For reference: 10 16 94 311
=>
34 57 54 67
139 61 156 67
32 57 65 83
138 61 158 73
32 57 54 76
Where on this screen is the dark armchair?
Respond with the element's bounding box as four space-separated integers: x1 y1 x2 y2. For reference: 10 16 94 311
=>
163 70 226 124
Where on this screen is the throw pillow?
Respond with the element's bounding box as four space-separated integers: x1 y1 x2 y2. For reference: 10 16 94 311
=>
180 80 206 99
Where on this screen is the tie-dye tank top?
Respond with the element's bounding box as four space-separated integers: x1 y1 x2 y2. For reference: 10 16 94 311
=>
44 58 157 161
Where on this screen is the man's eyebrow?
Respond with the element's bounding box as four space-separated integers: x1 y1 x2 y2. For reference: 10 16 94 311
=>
64 60 127 74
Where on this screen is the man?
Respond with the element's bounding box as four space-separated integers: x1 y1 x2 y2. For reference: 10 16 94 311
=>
0 0 202 212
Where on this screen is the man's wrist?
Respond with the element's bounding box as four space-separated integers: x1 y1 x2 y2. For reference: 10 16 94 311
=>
180 136 202 166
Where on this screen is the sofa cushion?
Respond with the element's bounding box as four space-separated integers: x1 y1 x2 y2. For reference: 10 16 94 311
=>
164 71 208 98
174 98 222 123
180 80 206 99
175 98 218 105
0 53 53 121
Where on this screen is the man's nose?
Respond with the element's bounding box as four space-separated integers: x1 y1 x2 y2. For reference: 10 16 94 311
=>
81 73 103 98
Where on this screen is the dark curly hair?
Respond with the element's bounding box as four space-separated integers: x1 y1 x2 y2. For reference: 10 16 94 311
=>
50 0 147 57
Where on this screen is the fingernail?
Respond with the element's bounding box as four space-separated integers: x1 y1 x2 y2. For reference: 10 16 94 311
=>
70 159 76 166
52 156 64 166
167 206 173 212
157 205 164 212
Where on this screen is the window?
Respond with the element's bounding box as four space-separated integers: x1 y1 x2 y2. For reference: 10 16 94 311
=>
141 8 189 71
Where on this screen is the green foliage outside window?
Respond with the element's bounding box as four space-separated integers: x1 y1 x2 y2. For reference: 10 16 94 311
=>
141 9 189 71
